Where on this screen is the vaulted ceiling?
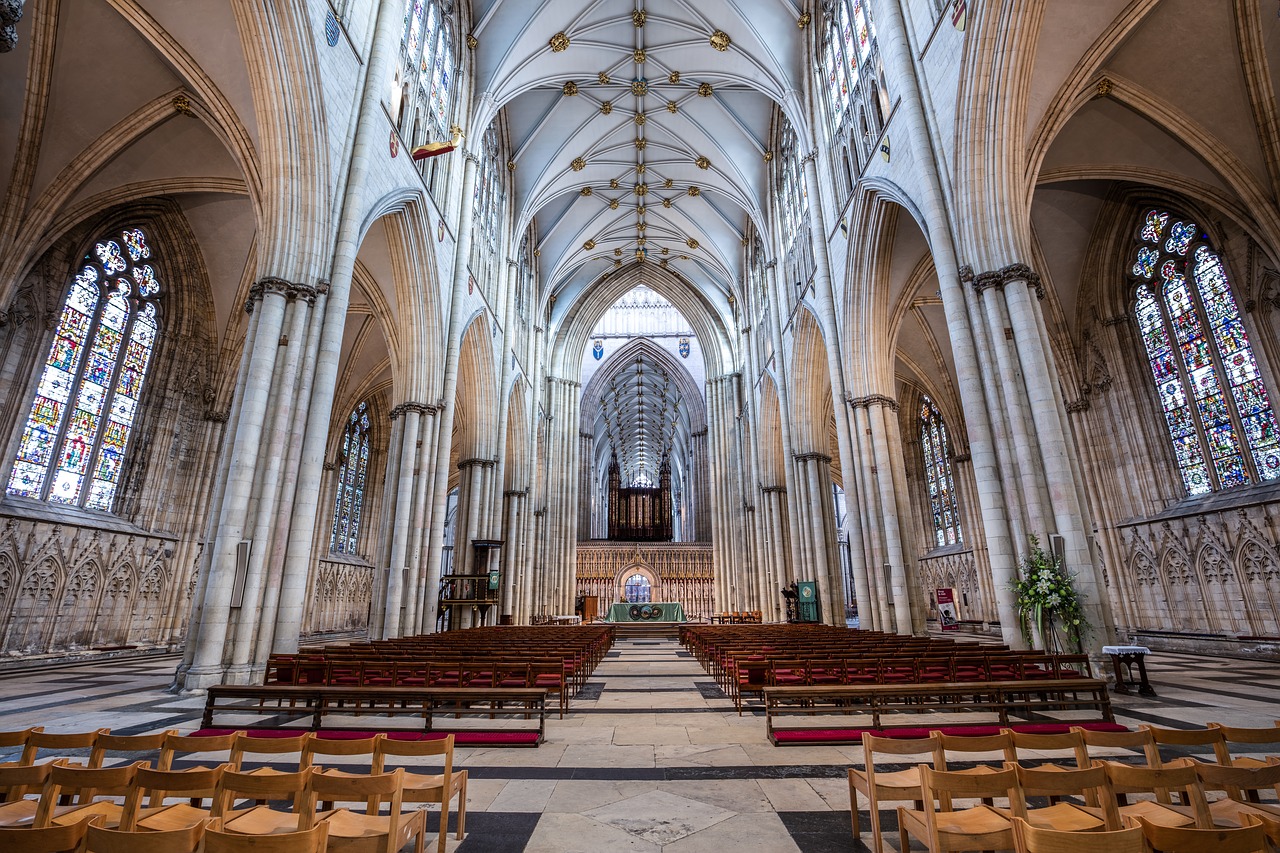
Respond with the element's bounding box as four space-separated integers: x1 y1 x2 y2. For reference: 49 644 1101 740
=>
470 0 807 313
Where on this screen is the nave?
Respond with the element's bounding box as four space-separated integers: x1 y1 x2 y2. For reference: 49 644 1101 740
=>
3 636 1279 852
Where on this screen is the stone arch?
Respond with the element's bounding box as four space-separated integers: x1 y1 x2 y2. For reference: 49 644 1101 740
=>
94 562 137 648
1236 539 1280 636
1196 543 1249 635
4 558 61 654
55 559 102 650
615 562 658 603
131 562 167 646
504 381 530 490
758 373 786 488
1161 548 1209 634
788 306 834 455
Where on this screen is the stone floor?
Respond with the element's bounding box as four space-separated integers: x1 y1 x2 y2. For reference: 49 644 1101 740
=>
2 635 1279 852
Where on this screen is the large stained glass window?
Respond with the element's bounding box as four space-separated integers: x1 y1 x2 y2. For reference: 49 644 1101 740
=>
397 0 454 145
776 120 808 252
8 228 161 511
330 402 371 554
920 396 962 547
1130 208 1280 495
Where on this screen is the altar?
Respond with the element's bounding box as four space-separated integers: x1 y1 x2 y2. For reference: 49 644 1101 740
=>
604 602 687 623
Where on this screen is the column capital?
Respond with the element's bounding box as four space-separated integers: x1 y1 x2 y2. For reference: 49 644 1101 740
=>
760 485 787 494
389 401 437 419
690 428 708 438
793 451 832 464
952 452 972 464
244 277 320 311
504 489 529 497
457 457 497 470
846 393 899 412
971 262 1045 299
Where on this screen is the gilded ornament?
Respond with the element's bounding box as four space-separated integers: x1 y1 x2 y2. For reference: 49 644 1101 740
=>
615 259 623 266
634 48 646 63
615 248 622 256
467 33 478 49
581 186 593 196
601 100 613 115
663 178 674 188
609 198 619 209
661 247 670 255
571 156 586 171
686 185 700 196
172 94 194 116
533 249 540 257
709 30 730 51
687 238 700 249
507 159 516 172
635 183 648 196
635 137 646 150
636 163 646 174
631 78 648 96
549 31 570 52
680 254 689 260
666 100 678 114
632 9 646 27
637 222 646 231
668 70 681 84
763 149 774 162
584 239 596 250
610 178 620 189
637 237 646 246
635 112 646 125
659 258 669 267
697 82 713 97
598 71 610 85
662 197 672 208
563 81 579 95
637 205 645 215
695 155 710 170
797 12 811 28
1095 77 1113 97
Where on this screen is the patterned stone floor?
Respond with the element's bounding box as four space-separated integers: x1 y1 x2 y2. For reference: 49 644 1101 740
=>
2 636 1278 852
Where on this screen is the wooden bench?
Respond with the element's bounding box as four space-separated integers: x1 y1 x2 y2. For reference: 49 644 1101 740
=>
763 678 1113 745
201 684 547 746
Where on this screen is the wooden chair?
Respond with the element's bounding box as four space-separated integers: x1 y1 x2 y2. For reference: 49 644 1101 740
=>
88 730 176 769
1208 723 1280 769
848 732 943 853
1095 760 1212 828
898 764 1024 853
26 729 109 767
228 732 312 774
300 733 382 773
313 767 426 853
0 760 60 826
937 731 1018 772
0 813 98 853
211 766 317 836
122 763 228 831
157 732 239 772
1073 726 1160 768
34 760 150 828
1007 728 1089 770
0 727 44 766
83 816 211 853
1189 761 1280 827
203 817 330 853
1133 813 1266 853
1011 815 1149 853
1143 725 1227 768
372 735 465 853
1008 763 1120 832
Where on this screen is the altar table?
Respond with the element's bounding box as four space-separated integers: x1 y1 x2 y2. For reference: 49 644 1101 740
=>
604 602 687 623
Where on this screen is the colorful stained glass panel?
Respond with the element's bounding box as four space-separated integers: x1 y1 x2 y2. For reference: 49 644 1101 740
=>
1141 210 1169 243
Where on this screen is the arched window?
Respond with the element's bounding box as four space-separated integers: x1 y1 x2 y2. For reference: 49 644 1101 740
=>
624 573 651 603
822 0 882 133
396 0 454 146
775 120 808 253
8 227 161 511
920 396 962 547
1130 208 1280 495
330 402 371 554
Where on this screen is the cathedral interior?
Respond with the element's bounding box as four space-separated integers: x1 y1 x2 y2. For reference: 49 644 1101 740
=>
3 1 1280 848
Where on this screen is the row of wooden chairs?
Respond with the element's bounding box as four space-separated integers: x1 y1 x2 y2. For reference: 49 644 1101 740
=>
1 729 464 853
850 723 1280 853
0 814 329 853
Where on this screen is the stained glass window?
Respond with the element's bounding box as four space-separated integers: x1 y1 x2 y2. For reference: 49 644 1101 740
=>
822 0 881 132
398 0 454 148
920 396 962 547
330 402 371 554
1130 207 1280 495
8 227 161 510
776 120 808 252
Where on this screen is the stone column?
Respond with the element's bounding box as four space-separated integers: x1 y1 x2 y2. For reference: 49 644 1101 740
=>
381 402 427 638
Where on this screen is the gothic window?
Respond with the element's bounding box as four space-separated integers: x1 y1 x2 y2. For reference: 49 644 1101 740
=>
1131 208 1280 495
822 0 884 136
474 125 503 254
397 0 455 146
624 572 651 603
7 228 161 511
920 396 962 547
329 402 371 554
775 121 808 252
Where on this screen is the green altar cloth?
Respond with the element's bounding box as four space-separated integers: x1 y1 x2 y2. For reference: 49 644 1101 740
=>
604 602 686 623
